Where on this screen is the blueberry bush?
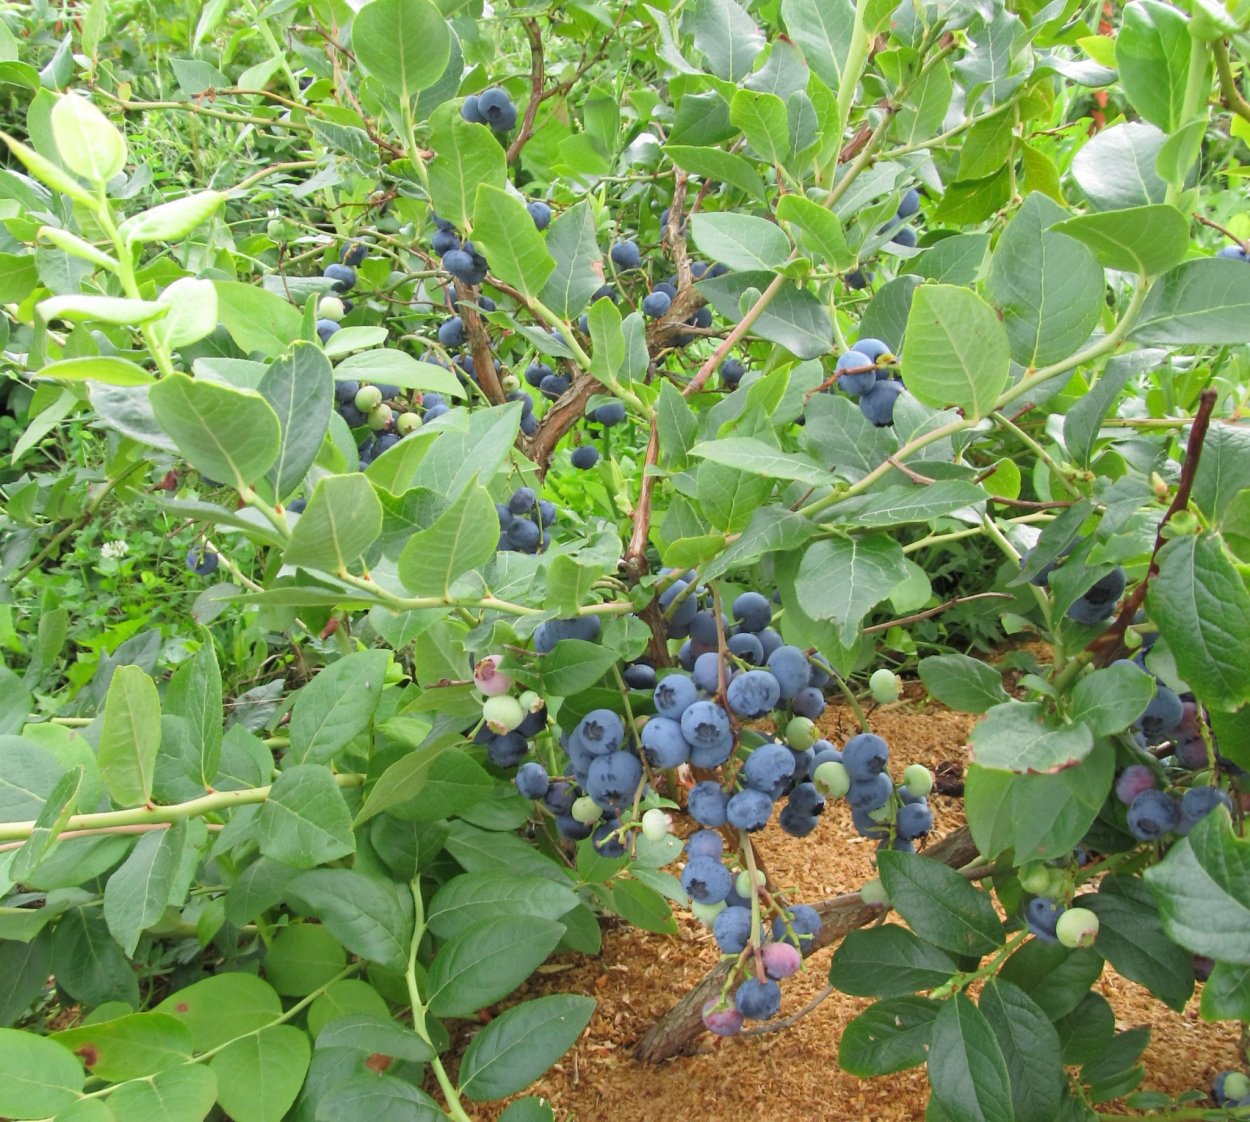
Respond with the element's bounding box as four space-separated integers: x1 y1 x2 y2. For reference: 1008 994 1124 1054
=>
1 0 1250 1118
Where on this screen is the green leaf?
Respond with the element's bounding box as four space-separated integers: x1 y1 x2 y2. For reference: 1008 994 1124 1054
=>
397 482 497 597
969 701 1095 773
259 343 333 504
353 0 449 96
776 193 854 270
333 350 465 397
834 480 988 528
877 850 1005 957
1147 534 1250 709
1114 0 1194 132
211 281 303 357
927 993 1014 1122
901 285 1011 419
828 925 959 997
0 1027 83 1118
263 924 347 996
794 534 909 646
986 193 1104 368
103 822 185 955
288 649 390 766
105 1064 217 1122
729 89 788 166
1072 123 1170 211
256 766 356 869
458 994 596 1101
1144 806 1250 964
118 190 226 244
534 638 621 696
314 1014 434 1062
664 145 767 201
0 933 51 1026
1052 205 1189 276
499 1099 555 1122
979 980 1064 1122
605 878 676 934
50 93 126 183
918 655 1010 714
98 665 161 807
682 0 764 80
286 869 413 972
426 916 565 1017
1200 960 1250 1021
52 910 140 1008
838 996 941 1076
1084 878 1194 1012
427 874 580 940
354 741 493 825
780 0 855 90
698 270 832 359
38 356 154 386
156 973 282 1051
310 1074 444 1121
210 1024 310 1122
690 437 831 485
538 201 602 319
1130 258 1250 345
1069 661 1155 736
702 505 816 582
9 765 82 880
284 473 383 576
999 941 1104 1021
471 185 556 299
51 1012 192 1081
428 109 506 232
166 641 222 789
689 212 791 273
149 373 281 492
1192 423 1250 524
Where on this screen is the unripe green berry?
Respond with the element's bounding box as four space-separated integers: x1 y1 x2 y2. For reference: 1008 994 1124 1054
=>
691 900 726 925
785 716 817 750
501 374 520 392
571 796 603 825
355 384 383 411
319 295 346 322
734 868 765 898
368 403 392 431
1224 1073 1250 1102
1055 906 1099 949
860 877 889 906
518 689 544 714
1018 863 1052 895
482 694 525 734
870 668 901 703
813 760 851 799
396 411 421 435
903 763 934 797
641 808 670 841
1044 867 1069 900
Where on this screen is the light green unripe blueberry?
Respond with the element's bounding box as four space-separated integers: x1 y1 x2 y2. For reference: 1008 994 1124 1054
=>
641 808 670 841
518 689 544 714
870 668 901 704
354 384 383 411
691 900 726 926
501 374 520 392
813 760 851 799
1018 863 1052 895
319 295 346 322
785 716 817 750
903 763 934 797
482 694 525 734
1044 867 1069 899
367 403 392 431
734 868 766 898
1055 906 1099 949
396 411 421 435
571 796 603 825
1223 1073 1250 1102
860 877 889 906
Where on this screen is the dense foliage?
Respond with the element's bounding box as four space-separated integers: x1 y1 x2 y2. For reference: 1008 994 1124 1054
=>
1 0 1250 1118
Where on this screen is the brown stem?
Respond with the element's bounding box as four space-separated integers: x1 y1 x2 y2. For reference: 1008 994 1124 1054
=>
633 826 979 1061
524 373 598 476
886 454 936 485
863 592 1015 633
1195 212 1250 254
454 281 505 404
505 19 544 166
623 424 660 579
1090 388 1219 665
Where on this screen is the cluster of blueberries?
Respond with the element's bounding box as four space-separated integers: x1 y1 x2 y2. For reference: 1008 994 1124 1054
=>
829 337 904 427
1024 541 1127 626
495 485 557 555
845 186 922 289
185 546 218 576
1021 881 1100 950
331 380 450 468
460 87 518 133
1212 1071 1250 1111
608 239 724 334
314 241 366 344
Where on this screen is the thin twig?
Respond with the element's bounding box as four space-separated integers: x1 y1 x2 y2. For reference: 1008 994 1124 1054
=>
863 592 1015 633
741 985 835 1035
505 19 545 165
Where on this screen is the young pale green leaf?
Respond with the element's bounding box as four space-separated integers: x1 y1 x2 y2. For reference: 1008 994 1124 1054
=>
794 534 909 646
106 1063 217 1122
50 93 127 183
471 185 556 300
210 1024 310 1122
838 996 941 1077
259 342 333 504
0 130 95 204
37 226 119 272
538 200 603 319
1147 534 1250 709
36 356 153 386
878 850 1005 957
426 916 565 1017
256 765 355 868
927 993 1014 1122
283 473 383 576
352 0 450 97
459 994 596 1101
155 973 282 1052
9 766 82 881
98 665 161 807
212 281 303 356
287 648 389 766
285 869 413 972
118 190 225 244
153 276 218 350
969 700 1094 773
1130 258 1250 344
149 374 281 492
901 285 1010 419
397 481 497 597
39 294 166 327
690 212 792 272
103 822 186 955
51 1012 193 1082
0 1027 84 1118
1052 204 1189 276
428 109 506 232
588 297 626 386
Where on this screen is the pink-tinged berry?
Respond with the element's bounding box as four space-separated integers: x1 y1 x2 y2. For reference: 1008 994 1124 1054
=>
474 654 512 696
761 941 802 979
1114 763 1156 805
701 998 744 1036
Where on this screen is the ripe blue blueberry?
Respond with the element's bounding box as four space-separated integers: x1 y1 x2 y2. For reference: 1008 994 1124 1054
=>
1026 896 1063 942
772 904 822 947
682 855 733 903
790 686 825 719
573 709 625 757
654 673 698 718
859 379 904 426
835 350 877 396
610 240 642 270
732 591 772 632
622 663 657 690
766 646 811 699
592 819 626 857
847 772 894 811
688 781 730 827
533 615 602 654
726 788 774 831
476 87 517 131
642 290 672 318
743 743 796 794
461 95 484 123
539 372 571 399
679 700 732 750
438 316 466 348
889 225 918 248
779 805 820 837
487 732 529 768
1127 788 1180 840
1178 785 1233 833
896 188 921 219
527 200 552 229
685 829 724 860
514 761 550 800
641 717 690 768
734 978 782 1021
843 733 890 781
726 631 764 664
323 263 356 292
186 547 218 576
432 227 460 256
586 750 643 809
721 357 745 388
590 401 626 426
1137 684 1184 744
571 445 599 469
896 801 934 839
713 906 752 954
316 318 340 343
